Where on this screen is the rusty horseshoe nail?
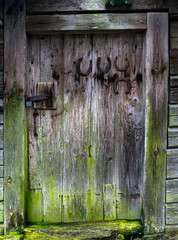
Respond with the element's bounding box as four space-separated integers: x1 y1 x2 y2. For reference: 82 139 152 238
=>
114 57 129 72
97 56 111 74
76 57 92 77
113 77 131 94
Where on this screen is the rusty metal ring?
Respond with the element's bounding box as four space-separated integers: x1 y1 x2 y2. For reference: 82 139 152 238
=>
113 77 131 94
114 57 129 72
76 57 92 77
97 56 111 74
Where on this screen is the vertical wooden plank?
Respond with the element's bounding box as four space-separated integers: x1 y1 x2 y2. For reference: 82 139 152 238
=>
27 36 42 189
4 0 27 233
63 34 92 222
114 33 144 220
27 190 43 223
104 184 116 220
40 35 63 222
143 13 168 234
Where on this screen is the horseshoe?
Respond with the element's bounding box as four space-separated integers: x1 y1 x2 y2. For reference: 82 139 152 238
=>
76 57 92 77
114 57 129 72
97 56 111 74
113 77 131 94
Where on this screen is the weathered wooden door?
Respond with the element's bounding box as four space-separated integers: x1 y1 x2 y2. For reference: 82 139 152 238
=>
4 7 168 233
27 32 145 223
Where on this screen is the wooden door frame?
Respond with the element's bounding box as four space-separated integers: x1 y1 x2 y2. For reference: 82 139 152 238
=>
4 2 168 234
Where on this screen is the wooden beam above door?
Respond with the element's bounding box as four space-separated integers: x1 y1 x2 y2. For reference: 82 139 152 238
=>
26 13 147 34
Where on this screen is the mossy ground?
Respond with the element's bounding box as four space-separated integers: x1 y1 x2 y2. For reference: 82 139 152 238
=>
0 221 177 240
0 220 143 239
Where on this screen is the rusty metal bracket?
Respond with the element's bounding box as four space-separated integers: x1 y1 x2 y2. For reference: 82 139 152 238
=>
97 56 111 74
114 57 129 72
113 77 131 94
76 57 92 77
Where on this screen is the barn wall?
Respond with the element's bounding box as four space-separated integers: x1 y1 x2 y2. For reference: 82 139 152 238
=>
166 14 178 227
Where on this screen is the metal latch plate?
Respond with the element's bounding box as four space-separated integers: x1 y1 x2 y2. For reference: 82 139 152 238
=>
34 82 58 110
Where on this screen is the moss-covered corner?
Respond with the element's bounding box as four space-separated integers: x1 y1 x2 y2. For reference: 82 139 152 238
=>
0 220 143 239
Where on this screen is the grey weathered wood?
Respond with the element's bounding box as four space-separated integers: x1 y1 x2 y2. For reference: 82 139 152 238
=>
26 0 178 13
169 105 178 127
170 18 178 38
0 166 3 178
170 50 178 75
168 128 178 148
26 13 147 33
170 38 178 51
39 35 63 222
91 33 144 220
0 150 3 166
170 76 178 88
0 125 3 149
104 184 116 220
0 179 3 201
27 35 42 190
0 44 3 72
143 13 168 234
167 149 178 179
170 88 178 103
166 179 178 203
166 204 178 225
4 0 27 233
63 34 91 222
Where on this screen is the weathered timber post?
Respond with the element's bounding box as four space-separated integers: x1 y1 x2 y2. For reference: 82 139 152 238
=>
143 13 169 234
4 0 27 234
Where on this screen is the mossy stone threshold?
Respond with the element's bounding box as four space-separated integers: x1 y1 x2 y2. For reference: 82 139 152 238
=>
1 220 177 240
0 220 143 239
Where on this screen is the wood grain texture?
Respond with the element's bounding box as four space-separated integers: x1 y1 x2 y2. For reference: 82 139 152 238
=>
40 35 63 222
168 128 178 148
170 76 178 88
104 184 116 220
167 149 178 179
0 179 3 201
4 0 27 233
166 179 178 203
27 32 145 223
170 50 178 75
27 190 43 223
169 105 178 127
0 166 3 178
0 151 3 166
166 203 178 225
26 0 178 13
170 38 178 51
170 18 178 38
63 34 91 222
170 88 178 103
26 13 147 33
0 125 3 149
143 13 168 234
0 44 3 72
27 36 42 190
